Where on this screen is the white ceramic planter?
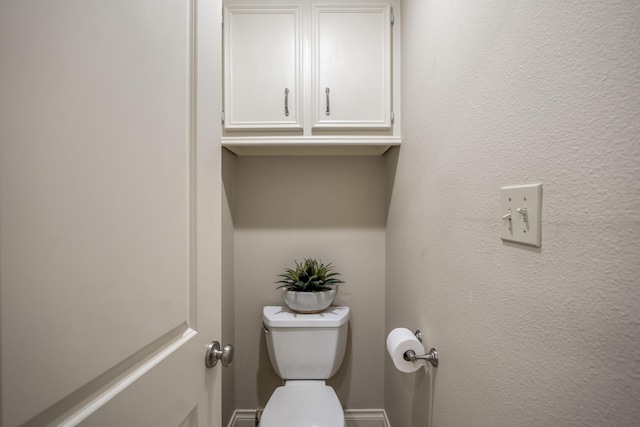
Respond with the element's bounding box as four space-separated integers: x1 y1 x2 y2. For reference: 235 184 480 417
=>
282 289 337 313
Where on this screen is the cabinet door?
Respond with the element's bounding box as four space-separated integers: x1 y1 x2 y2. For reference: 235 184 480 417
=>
312 4 391 130
224 5 302 130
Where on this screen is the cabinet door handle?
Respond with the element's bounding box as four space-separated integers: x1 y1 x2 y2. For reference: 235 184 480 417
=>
325 87 330 116
284 88 289 117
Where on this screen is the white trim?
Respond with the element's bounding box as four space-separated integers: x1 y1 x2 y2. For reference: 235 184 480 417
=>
228 409 390 427
345 409 391 426
227 409 256 427
222 136 401 156
222 136 401 145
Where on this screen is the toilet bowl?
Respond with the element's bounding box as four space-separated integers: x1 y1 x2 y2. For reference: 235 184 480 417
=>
260 306 350 427
259 381 345 427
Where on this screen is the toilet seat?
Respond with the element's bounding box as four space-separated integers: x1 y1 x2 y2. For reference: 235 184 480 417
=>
259 381 346 427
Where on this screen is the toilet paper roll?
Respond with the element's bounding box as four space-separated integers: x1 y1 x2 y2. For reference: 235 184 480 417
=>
386 327 427 373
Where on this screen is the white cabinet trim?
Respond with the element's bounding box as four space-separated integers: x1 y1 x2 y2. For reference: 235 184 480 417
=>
222 135 400 156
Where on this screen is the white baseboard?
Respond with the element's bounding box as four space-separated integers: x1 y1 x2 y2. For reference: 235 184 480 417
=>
345 409 391 427
227 409 390 427
227 410 256 427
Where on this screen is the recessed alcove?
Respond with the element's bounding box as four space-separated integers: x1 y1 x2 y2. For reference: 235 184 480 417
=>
221 148 398 423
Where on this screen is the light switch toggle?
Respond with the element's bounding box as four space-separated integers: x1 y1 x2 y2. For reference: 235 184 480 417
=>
516 207 528 223
502 210 512 221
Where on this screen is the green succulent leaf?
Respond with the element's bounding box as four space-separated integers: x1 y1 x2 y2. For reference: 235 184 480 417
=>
274 258 344 292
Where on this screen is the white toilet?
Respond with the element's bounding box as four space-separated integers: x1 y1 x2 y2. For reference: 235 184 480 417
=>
260 305 350 427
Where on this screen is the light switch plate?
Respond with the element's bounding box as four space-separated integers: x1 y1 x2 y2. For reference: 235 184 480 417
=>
500 183 542 247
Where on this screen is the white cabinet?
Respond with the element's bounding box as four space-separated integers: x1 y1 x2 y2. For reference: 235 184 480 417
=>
312 4 391 130
222 1 400 155
223 5 302 130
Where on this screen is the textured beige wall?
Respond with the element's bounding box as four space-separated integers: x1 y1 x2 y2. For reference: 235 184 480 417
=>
385 1 640 426
229 155 388 410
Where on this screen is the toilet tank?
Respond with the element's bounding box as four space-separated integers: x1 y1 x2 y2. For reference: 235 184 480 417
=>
262 306 350 380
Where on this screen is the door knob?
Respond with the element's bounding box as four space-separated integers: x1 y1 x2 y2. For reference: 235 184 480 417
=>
205 341 234 368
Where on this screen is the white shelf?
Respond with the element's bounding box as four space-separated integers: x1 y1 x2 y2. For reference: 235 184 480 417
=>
222 136 400 156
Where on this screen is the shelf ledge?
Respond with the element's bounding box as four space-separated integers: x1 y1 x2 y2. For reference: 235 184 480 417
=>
222 136 401 156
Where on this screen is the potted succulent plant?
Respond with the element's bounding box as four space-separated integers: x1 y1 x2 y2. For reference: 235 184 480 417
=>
276 258 344 313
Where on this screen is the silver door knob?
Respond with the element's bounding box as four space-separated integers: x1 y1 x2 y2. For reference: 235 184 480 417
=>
205 341 234 368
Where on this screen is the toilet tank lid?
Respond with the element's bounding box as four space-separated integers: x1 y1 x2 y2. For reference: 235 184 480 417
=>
263 306 350 327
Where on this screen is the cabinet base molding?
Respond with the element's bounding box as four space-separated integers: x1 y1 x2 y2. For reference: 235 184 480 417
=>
222 137 400 156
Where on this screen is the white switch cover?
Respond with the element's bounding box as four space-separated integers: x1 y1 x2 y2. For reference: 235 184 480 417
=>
500 183 542 247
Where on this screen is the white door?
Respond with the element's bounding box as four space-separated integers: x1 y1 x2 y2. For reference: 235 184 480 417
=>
0 1 224 426
223 5 302 131
312 4 392 130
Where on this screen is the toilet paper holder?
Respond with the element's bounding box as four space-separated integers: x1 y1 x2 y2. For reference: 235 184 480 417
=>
405 330 438 367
